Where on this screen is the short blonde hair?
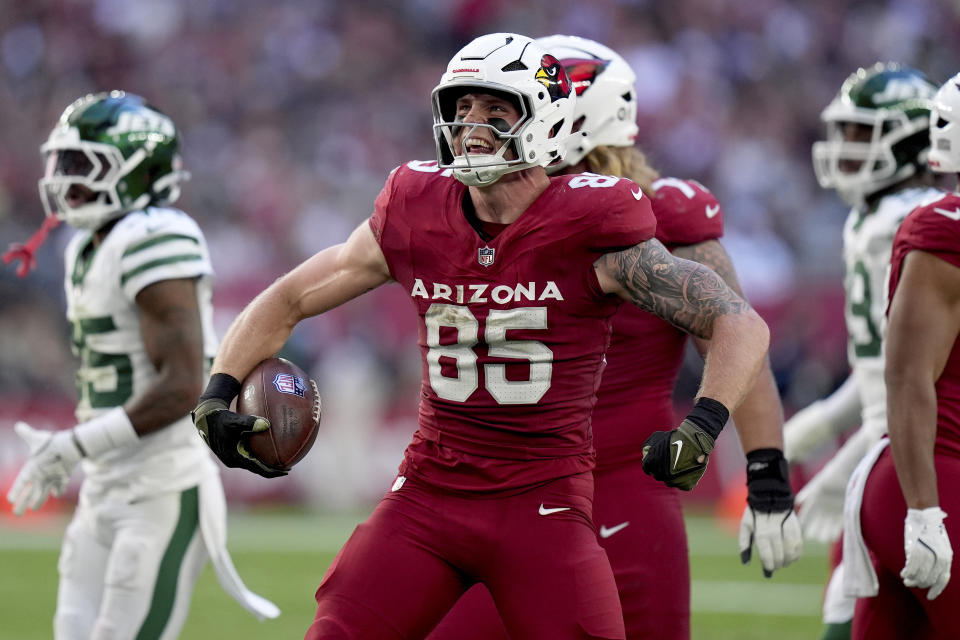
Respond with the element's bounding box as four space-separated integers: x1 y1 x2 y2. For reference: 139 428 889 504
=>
584 146 660 197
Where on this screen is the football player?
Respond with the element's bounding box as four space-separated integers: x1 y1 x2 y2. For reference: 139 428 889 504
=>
785 63 941 639
846 71 960 639
427 35 802 640
5 92 279 639
192 33 769 639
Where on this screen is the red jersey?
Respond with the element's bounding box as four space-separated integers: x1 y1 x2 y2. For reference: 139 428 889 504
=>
591 177 724 470
370 162 656 490
889 192 960 458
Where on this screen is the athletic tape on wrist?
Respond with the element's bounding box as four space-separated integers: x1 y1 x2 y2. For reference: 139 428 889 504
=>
200 372 242 403
73 407 138 458
684 397 730 440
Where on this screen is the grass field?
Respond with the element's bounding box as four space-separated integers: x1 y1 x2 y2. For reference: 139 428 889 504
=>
0 508 829 639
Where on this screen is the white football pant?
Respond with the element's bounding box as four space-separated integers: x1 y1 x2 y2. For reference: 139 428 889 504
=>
54 486 208 640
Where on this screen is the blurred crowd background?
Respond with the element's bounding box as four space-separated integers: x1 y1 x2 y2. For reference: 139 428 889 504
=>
2 0 959 510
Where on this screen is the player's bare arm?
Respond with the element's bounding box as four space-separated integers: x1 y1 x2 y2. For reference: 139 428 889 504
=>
197 220 391 477
213 220 392 383
674 239 783 450
595 237 768 411
886 250 960 509
129 277 206 435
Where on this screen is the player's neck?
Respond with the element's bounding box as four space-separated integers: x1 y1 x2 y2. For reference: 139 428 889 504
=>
865 172 935 210
468 167 549 224
91 217 122 247
560 159 590 175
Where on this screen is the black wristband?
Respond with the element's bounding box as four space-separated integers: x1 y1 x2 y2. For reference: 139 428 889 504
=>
745 448 794 512
684 397 730 440
200 372 242 403
746 448 789 482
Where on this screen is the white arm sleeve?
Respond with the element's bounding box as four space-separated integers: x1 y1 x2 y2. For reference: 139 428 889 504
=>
804 420 886 494
784 375 862 463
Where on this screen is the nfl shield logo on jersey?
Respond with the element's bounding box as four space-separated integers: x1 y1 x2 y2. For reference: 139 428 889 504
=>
478 246 495 267
273 373 306 397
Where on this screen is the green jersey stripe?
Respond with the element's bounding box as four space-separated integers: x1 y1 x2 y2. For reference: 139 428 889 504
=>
123 233 199 257
121 254 203 285
75 316 117 335
71 235 99 287
136 486 200 640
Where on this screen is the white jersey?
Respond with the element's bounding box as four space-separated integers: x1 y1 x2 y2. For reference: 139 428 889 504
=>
64 206 219 498
842 186 943 429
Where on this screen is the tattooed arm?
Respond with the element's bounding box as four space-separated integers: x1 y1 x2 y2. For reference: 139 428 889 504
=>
674 240 783 450
594 237 769 411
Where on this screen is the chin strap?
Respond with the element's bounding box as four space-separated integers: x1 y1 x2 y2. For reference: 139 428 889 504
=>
2 216 61 277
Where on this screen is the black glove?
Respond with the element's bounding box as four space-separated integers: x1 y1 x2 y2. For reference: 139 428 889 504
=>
192 374 287 479
641 397 728 491
641 419 715 490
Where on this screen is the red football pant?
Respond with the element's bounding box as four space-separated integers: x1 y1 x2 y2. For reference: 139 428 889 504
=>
428 463 687 640
427 585 509 640
306 471 625 640
593 463 689 640
853 448 960 639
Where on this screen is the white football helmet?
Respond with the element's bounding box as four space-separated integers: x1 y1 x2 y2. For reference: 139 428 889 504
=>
432 33 575 187
812 62 936 208
929 72 960 173
536 35 638 172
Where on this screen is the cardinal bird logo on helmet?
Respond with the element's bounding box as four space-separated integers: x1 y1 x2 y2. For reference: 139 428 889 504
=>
562 58 611 96
536 54 572 102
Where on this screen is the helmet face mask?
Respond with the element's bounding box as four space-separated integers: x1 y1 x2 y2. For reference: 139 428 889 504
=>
812 63 936 208
434 85 531 181
40 131 134 229
928 73 960 173
38 90 188 230
432 33 575 187
535 35 638 173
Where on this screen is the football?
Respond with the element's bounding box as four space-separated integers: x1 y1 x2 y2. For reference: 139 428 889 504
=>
237 357 321 472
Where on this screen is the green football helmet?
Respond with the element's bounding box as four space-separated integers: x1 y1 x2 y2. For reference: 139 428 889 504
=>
38 90 188 230
812 62 936 208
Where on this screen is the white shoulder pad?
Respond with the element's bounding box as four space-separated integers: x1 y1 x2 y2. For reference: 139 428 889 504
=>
110 208 213 300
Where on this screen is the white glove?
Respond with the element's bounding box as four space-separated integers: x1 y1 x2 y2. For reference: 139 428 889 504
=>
6 408 137 516
795 469 846 543
739 507 804 577
6 422 83 516
739 449 804 577
902 507 952 600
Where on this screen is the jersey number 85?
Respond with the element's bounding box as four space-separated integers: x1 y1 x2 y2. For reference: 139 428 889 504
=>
425 303 553 405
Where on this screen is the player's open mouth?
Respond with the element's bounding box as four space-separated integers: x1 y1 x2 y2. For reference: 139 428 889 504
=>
464 137 494 154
